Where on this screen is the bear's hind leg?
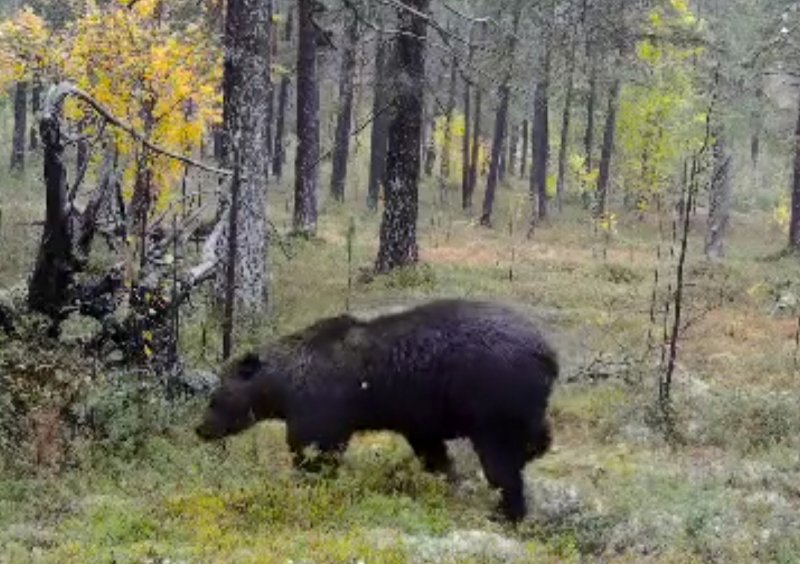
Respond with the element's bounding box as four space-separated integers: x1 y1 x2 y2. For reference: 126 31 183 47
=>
471 432 528 523
407 435 456 481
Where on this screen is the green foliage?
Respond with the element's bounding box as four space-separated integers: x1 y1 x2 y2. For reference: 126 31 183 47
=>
616 0 707 211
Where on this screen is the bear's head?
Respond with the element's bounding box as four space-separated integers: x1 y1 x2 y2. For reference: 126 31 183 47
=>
195 350 284 441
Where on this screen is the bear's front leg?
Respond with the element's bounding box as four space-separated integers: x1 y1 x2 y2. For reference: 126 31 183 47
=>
286 415 350 479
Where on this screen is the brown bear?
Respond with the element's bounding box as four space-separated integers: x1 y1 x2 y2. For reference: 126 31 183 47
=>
195 298 559 522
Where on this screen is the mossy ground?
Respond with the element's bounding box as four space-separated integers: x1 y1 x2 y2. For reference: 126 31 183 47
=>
2 150 800 562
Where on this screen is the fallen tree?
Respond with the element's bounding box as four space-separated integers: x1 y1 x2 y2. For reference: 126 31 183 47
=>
24 82 233 371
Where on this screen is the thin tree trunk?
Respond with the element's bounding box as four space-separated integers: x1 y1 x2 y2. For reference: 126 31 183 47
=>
375 0 430 273
28 92 73 320
293 0 319 235
466 86 482 211
531 50 551 222
439 52 458 205
519 119 528 178
498 135 507 183
508 123 519 181
273 76 290 178
423 114 436 176
705 122 731 260
789 99 800 249
481 7 521 227
29 80 41 150
751 88 763 169
273 5 294 179
585 59 597 173
596 77 621 219
215 0 272 312
461 27 474 210
330 15 359 202
10 81 27 173
367 27 390 211
556 35 577 213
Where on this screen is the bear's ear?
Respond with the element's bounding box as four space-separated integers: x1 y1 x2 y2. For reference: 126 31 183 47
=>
236 352 262 381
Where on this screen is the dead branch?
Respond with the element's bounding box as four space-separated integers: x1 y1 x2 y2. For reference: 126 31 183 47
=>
43 82 233 178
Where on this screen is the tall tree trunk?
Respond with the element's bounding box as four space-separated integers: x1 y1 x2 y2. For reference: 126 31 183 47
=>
423 111 436 177
375 0 430 273
28 91 74 321
215 0 272 312
585 59 597 173
508 123 519 181
273 76 290 178
10 81 27 173
461 28 474 210
330 15 359 202
466 87 482 212
596 77 621 219
519 119 528 178
264 0 275 161
367 27 390 211
705 122 732 260
498 135 507 183
481 7 521 227
29 80 41 150
556 34 577 213
439 52 458 205
293 0 319 235
751 88 763 169
531 51 551 221
789 99 800 249
273 4 294 179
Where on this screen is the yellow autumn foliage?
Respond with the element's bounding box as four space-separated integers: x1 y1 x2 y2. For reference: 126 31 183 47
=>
0 7 52 89
61 0 222 212
433 112 489 186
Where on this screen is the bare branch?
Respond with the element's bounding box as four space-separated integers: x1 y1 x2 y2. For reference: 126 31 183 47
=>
42 82 233 178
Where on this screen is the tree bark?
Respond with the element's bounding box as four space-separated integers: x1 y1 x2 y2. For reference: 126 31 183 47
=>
531 53 551 221
508 122 518 181
439 52 458 205
498 134 507 184
789 99 800 249
273 76 290 178
585 58 597 173
705 122 731 260
481 7 521 227
29 80 41 150
330 15 359 203
215 0 272 312
461 28 474 211
466 86 482 212
375 0 430 273
596 77 621 219
28 90 74 320
423 110 436 176
367 26 390 212
11 81 27 173
751 88 763 170
519 119 528 178
556 35 577 213
293 0 319 235
273 5 294 179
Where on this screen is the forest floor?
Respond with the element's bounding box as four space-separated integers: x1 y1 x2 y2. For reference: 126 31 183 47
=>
2 160 800 563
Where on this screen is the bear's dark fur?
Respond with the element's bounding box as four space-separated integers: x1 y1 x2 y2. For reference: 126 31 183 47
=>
196 298 559 522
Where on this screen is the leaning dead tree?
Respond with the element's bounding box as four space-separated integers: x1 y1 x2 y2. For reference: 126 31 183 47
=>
26 82 232 369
